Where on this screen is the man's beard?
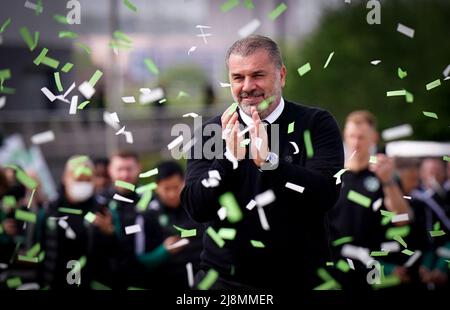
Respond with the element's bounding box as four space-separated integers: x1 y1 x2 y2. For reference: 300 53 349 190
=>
235 84 281 119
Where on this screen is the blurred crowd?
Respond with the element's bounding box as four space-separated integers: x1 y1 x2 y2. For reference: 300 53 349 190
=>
0 110 449 290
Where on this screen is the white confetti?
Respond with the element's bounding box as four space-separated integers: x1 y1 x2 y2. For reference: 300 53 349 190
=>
121 96 136 103
402 196 412 200
166 238 189 250
219 82 231 88
381 241 401 252
245 199 257 211
392 213 409 223
24 0 43 13
443 64 450 77
341 244 372 266
285 182 305 193
404 250 422 267
103 111 121 130
31 130 55 145
139 88 151 94
238 19 261 38
78 81 95 99
370 60 381 65
182 112 199 118
382 124 413 141
333 168 348 185
255 189 276 207
346 258 355 270
125 224 141 235
124 131 133 144
254 137 262 150
397 23 415 38
113 193 134 203
224 150 238 169
208 170 221 180
237 124 253 137
65 227 76 239
186 262 194 288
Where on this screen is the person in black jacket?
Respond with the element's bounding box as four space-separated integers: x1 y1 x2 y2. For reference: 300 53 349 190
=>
180 35 344 289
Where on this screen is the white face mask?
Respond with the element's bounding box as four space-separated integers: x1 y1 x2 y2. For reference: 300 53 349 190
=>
68 181 94 203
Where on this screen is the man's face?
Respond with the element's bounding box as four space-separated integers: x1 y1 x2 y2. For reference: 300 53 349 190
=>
344 122 376 158
420 159 446 188
94 164 110 193
228 49 286 119
156 174 184 209
108 156 140 193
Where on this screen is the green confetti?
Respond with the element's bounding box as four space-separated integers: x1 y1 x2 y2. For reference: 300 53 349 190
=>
54 72 63 92
88 69 103 88
18 255 38 263
58 207 83 215
144 58 159 75
0 69 11 80
443 156 450 162
69 155 89 168
61 62 74 73
250 240 265 248
2 195 17 208
218 228 236 240
123 0 137 12
53 14 69 24
287 121 295 134
16 170 37 189
429 230 446 237
371 250 389 257
323 51 335 69
197 269 219 290
77 100 90 110
369 155 377 164
221 0 239 13
423 111 438 119
38 251 45 262
303 130 314 159
401 249 414 256
326 261 334 266
268 2 287 21
386 89 406 97
58 31 78 39
397 68 407 79
76 42 91 54
15 209 36 223
332 236 353 247
35 0 43 16
347 190 371 208
137 190 153 211
393 235 407 248
0 224 3 234
127 286 146 290
243 0 254 9
336 259 350 273
240 138 251 147
425 79 441 91
115 180 135 192
297 62 311 76
113 31 132 44
84 212 96 223
314 280 341 290
33 48 59 69
26 243 41 257
19 27 39 51
317 268 334 282
206 227 225 248
6 277 22 289
386 225 410 239
219 192 242 223
139 168 159 178
0 18 11 33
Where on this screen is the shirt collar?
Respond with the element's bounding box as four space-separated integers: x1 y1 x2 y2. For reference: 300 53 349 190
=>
239 97 285 126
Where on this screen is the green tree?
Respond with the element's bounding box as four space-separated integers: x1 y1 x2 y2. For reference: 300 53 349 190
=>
283 0 450 141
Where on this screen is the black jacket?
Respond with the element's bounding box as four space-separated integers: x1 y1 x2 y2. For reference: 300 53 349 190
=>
181 100 344 289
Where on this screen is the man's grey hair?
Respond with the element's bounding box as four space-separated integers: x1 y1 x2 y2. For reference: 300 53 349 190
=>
225 35 283 69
